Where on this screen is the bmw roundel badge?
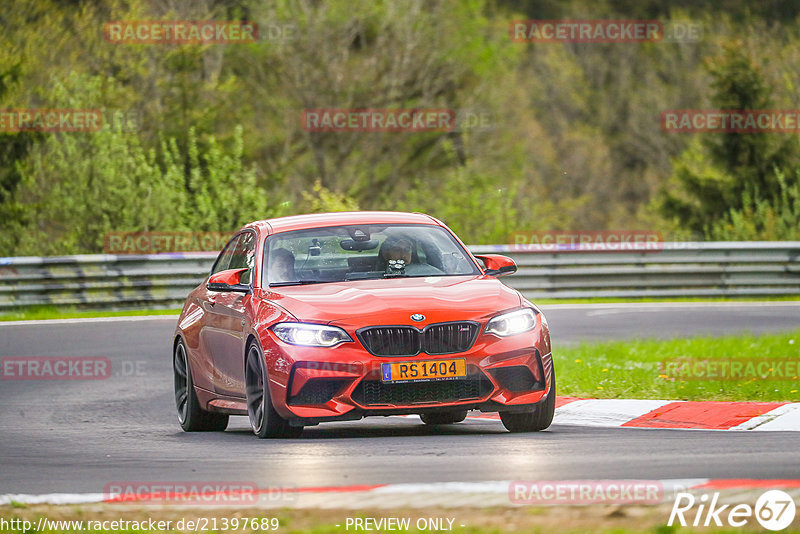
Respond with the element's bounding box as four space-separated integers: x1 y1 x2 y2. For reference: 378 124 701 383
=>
410 313 425 322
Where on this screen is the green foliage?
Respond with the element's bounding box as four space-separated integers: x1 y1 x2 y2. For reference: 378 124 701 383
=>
660 41 800 234
396 135 531 244
660 138 738 232
706 168 800 240
301 180 360 213
4 74 270 255
2 0 800 255
399 162 519 244
183 125 267 232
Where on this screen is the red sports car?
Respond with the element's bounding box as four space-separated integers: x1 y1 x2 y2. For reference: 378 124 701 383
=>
173 211 555 438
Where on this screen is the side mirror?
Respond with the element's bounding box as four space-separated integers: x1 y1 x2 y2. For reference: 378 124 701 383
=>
207 268 251 293
475 254 517 277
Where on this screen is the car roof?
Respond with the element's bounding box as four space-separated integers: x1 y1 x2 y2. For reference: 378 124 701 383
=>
242 211 443 235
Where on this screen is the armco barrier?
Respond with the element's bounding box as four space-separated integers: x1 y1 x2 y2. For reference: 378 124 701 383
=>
0 253 215 309
0 242 798 309
473 241 800 300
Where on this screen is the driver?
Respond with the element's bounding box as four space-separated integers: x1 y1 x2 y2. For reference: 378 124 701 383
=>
378 237 442 276
380 237 413 271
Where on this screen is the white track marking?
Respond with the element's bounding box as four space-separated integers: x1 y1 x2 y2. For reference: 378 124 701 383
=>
738 403 800 431
552 399 676 427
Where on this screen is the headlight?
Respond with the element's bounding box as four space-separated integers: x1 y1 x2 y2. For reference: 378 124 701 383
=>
485 308 537 337
272 323 352 347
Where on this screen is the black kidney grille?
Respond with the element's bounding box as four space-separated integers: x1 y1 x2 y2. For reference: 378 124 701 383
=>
358 326 420 356
357 322 479 357
353 373 493 406
423 322 479 355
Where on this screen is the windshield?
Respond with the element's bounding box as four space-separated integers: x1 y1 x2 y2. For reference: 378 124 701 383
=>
262 224 480 286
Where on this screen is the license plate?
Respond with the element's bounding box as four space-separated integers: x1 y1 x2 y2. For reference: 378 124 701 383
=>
381 359 466 383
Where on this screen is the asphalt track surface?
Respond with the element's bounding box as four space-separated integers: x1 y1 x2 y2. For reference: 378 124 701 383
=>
1 303 799 494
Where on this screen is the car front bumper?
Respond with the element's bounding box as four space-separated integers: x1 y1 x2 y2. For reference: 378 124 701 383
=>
263 326 554 424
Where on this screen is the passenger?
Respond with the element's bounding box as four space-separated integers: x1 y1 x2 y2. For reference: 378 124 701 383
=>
270 248 296 282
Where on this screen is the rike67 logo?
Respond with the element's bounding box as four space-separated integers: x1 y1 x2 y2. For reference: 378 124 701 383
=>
669 490 796 531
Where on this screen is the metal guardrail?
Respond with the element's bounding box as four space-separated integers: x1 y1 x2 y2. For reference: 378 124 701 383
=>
0 253 215 309
473 242 800 299
0 242 798 309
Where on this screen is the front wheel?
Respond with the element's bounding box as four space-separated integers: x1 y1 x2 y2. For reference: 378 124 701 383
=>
174 339 228 432
245 343 302 439
499 366 556 433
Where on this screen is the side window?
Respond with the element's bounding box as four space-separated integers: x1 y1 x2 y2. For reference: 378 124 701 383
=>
210 235 242 276
228 232 256 285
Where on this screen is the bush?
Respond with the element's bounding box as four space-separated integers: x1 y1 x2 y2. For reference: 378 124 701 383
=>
706 168 800 240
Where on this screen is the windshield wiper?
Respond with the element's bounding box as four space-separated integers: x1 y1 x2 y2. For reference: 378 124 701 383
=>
269 280 326 287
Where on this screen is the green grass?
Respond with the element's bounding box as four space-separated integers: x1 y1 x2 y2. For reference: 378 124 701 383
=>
554 329 800 402
0 305 181 322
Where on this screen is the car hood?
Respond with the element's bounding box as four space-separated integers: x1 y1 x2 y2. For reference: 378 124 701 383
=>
262 275 523 327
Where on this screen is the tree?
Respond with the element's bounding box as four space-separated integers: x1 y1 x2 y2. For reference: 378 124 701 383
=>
706 167 800 240
659 41 800 234
6 74 270 255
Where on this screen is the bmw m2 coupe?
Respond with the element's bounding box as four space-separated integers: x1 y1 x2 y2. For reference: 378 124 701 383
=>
173 211 555 438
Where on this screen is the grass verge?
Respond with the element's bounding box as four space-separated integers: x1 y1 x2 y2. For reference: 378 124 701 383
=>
554 329 800 402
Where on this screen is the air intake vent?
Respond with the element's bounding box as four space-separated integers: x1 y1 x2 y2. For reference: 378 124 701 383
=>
488 366 543 392
288 379 348 405
352 371 493 406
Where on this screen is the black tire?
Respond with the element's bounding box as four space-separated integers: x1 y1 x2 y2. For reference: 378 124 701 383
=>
245 342 303 439
420 409 468 425
174 339 229 432
499 365 556 433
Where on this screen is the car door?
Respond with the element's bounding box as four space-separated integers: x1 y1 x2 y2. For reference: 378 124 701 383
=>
206 231 256 398
199 233 247 397
192 235 239 391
